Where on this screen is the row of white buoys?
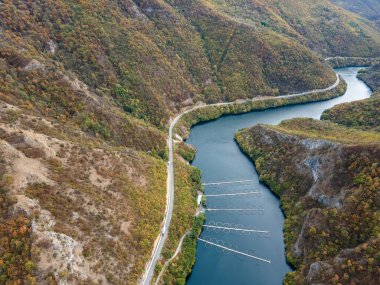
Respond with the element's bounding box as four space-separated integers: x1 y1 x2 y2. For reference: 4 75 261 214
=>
202 222 270 237
200 179 271 263
202 179 256 186
203 191 262 197
198 237 271 263
205 207 265 216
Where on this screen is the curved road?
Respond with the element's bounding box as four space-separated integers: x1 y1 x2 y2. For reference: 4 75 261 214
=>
140 73 340 285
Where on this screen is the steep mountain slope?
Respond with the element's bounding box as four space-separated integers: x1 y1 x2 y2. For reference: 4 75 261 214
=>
332 0 380 29
236 118 380 284
171 0 338 100
321 65 380 132
0 0 219 128
1 0 380 284
0 101 168 284
321 92 380 132
168 0 380 99
236 66 380 284
358 64 380 91
193 0 380 56
2 0 379 123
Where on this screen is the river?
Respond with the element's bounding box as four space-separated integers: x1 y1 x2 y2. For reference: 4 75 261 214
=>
185 67 372 285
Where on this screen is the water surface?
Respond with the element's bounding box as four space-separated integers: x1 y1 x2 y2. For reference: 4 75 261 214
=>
186 68 371 285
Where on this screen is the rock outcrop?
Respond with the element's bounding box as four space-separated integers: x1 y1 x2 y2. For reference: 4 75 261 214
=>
236 118 380 284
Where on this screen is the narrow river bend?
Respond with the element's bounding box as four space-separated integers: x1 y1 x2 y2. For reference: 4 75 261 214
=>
185 68 372 285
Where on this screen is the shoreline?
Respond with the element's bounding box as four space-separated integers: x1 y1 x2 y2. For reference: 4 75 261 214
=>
233 68 375 282
174 73 344 140
145 59 378 284
325 56 380 68
150 71 347 284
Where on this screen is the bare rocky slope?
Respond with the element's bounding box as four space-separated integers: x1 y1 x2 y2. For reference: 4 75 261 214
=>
0 100 169 284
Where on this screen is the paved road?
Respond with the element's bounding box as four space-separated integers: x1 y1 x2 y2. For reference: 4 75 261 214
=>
140 73 340 285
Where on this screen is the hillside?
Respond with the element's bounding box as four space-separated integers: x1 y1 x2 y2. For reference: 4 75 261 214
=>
236 118 380 284
168 0 380 99
321 92 380 132
0 101 169 284
332 0 380 29
1 0 356 124
1 0 380 284
189 0 380 57
236 65 380 284
321 65 380 132
1 0 379 126
357 64 380 91
169 0 337 100
0 0 218 129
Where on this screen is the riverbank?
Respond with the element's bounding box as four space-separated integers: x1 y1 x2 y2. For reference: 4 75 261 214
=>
326 56 380 68
174 76 346 140
357 64 380 92
233 69 378 284
152 73 347 284
235 121 379 284
182 67 372 285
152 155 203 284
156 214 205 284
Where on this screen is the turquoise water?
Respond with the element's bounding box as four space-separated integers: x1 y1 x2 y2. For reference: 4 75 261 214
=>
186 68 372 285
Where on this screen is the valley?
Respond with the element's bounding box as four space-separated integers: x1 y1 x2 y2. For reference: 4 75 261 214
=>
0 1 379 285
177 67 375 285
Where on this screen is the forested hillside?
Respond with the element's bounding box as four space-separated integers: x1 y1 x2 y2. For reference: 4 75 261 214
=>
332 0 380 29
321 65 380 132
358 64 380 91
1 0 380 284
191 0 380 56
321 92 380 132
236 67 380 284
237 119 380 284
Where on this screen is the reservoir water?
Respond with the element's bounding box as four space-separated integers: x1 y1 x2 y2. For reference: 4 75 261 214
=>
185 68 372 285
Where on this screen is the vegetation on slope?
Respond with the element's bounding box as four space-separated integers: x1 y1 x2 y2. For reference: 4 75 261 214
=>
1 0 357 125
357 64 380 91
322 92 380 132
0 159 36 285
332 0 380 29
175 79 347 139
270 117 380 143
0 0 379 283
197 0 380 57
0 31 168 156
159 214 205 285
236 118 380 284
0 104 169 284
322 65 380 132
173 0 338 101
0 0 221 127
326 57 380 68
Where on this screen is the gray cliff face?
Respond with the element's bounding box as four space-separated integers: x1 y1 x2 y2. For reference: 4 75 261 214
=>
254 127 345 207
237 124 380 284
